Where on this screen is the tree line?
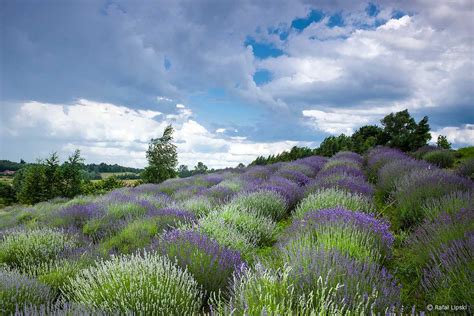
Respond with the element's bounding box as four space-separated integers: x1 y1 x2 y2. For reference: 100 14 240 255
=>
250 109 444 165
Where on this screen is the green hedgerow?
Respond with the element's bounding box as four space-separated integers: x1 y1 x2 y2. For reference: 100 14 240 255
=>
0 228 77 271
0 268 54 314
422 150 454 168
294 188 375 219
230 190 287 221
63 251 203 314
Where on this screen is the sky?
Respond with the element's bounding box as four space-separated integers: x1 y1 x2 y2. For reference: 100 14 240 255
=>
1 0 473 169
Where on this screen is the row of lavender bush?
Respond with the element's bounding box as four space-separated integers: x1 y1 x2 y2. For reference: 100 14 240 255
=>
0 148 471 314
367 146 473 308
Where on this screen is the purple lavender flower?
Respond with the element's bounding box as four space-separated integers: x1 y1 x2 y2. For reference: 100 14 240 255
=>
333 151 365 164
203 186 236 205
421 234 473 304
155 230 245 295
297 156 328 174
317 164 366 180
274 169 311 186
280 247 401 311
55 203 104 229
284 208 394 261
240 166 272 182
393 168 474 228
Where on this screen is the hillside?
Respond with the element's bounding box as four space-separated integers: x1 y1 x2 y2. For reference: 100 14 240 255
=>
0 147 472 314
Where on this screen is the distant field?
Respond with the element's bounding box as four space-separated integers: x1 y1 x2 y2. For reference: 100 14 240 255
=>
99 172 139 178
0 176 13 184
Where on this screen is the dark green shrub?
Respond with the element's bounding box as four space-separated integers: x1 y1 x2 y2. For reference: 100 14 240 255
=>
422 150 454 168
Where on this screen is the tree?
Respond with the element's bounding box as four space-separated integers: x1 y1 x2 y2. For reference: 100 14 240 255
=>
236 163 245 169
193 162 208 174
177 165 192 178
44 152 61 199
316 134 353 157
351 125 387 154
142 125 178 183
60 150 85 198
381 109 431 151
437 135 451 150
16 163 48 204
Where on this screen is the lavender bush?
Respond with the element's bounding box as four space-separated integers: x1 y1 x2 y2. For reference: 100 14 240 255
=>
63 251 203 314
393 168 473 228
1 268 54 314
294 188 375 219
283 208 394 262
156 230 244 295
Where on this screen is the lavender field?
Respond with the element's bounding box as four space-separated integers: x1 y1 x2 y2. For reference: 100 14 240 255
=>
0 147 471 315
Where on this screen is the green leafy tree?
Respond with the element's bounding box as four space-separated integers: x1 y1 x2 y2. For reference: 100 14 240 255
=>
316 134 353 157
44 152 61 199
193 162 208 174
437 135 451 150
351 125 387 154
177 165 192 178
60 150 85 198
381 109 431 151
16 163 48 204
236 163 245 169
142 125 178 183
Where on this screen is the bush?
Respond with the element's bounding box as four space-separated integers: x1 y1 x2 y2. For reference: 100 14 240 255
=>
457 158 474 179
393 169 473 229
0 268 54 314
283 208 394 263
209 205 277 247
181 196 214 216
63 251 203 314
198 216 255 257
422 150 454 168
0 228 77 271
278 247 401 312
156 230 244 295
421 237 473 305
229 190 287 221
421 191 473 221
398 209 472 305
294 188 375 219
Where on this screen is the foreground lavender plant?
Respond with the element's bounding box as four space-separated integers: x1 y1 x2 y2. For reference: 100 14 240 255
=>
284 208 394 262
421 234 473 304
393 168 473 228
156 230 245 295
279 247 401 312
1 268 54 314
63 251 203 314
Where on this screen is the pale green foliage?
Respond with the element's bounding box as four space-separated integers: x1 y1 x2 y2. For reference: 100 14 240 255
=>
294 188 375 219
210 264 373 315
63 251 203 314
0 268 54 314
0 228 76 271
230 190 287 221
181 196 214 217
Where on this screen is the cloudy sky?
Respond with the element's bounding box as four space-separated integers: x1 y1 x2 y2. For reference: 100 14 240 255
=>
1 0 473 168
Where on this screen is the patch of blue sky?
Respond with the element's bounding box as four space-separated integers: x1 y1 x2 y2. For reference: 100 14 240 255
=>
365 3 379 17
244 37 284 59
253 69 272 86
164 57 171 70
188 88 263 127
327 13 344 28
291 9 325 31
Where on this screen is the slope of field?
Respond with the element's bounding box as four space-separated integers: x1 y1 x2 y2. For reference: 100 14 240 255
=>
0 148 472 314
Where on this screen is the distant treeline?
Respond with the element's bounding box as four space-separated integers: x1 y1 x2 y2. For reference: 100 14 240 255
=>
0 160 142 175
251 109 434 165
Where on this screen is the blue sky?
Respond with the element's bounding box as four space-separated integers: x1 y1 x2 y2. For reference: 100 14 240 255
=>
1 0 473 168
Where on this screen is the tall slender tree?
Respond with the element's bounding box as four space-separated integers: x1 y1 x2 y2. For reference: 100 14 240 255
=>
142 125 178 183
